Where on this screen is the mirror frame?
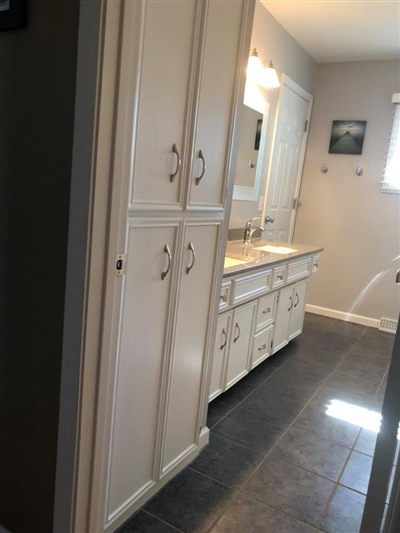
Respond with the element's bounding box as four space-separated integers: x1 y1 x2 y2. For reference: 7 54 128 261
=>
233 96 270 202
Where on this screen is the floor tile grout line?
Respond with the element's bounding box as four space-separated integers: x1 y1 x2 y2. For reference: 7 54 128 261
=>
142 509 186 533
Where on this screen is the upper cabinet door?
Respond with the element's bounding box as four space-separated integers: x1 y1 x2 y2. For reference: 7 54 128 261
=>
188 0 243 209
130 0 199 209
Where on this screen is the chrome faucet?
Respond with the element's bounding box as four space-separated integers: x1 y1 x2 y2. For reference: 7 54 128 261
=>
243 216 265 244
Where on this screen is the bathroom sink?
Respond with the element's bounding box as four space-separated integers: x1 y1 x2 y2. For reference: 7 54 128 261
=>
253 245 297 254
224 256 247 268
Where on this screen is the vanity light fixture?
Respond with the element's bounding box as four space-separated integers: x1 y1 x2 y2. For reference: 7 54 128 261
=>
247 48 263 82
260 60 280 89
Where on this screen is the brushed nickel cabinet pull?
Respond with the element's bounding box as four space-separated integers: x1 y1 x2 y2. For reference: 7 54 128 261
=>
170 143 181 183
262 307 271 314
288 296 293 312
294 293 300 308
258 344 267 351
186 241 196 275
233 322 241 343
220 328 227 350
161 244 172 280
220 294 227 302
195 149 206 185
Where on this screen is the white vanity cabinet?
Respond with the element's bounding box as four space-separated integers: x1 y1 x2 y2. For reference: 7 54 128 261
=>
209 246 322 402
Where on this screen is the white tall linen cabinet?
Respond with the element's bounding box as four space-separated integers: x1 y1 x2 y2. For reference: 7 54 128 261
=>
88 1 255 531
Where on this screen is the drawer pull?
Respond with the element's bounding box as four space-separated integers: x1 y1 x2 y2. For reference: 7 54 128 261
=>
161 244 172 280
186 241 196 275
220 328 227 350
262 307 271 314
276 274 283 280
294 293 300 308
258 344 267 351
288 296 294 311
220 294 227 302
195 149 206 185
170 143 181 183
233 322 241 343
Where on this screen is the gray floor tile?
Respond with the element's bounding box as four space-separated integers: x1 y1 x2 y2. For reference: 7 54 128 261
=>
302 313 333 337
345 346 391 370
354 330 395 358
211 493 316 533
262 369 322 403
213 408 285 453
271 425 350 481
335 357 387 383
292 396 359 448
310 329 357 353
339 450 373 494
354 427 378 456
244 456 334 526
325 319 367 338
239 358 281 388
290 344 345 369
320 485 365 533
278 359 333 382
190 433 264 489
316 372 379 407
118 510 181 532
145 468 236 533
220 380 256 405
239 387 306 426
207 396 236 429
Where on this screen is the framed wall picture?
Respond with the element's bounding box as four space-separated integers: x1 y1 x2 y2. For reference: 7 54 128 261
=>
328 120 367 155
0 0 26 31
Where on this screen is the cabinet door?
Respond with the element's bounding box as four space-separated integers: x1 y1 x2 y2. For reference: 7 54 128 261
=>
162 221 220 473
131 0 199 208
188 0 243 208
106 221 179 519
209 312 232 401
272 285 293 353
288 278 309 340
225 301 257 388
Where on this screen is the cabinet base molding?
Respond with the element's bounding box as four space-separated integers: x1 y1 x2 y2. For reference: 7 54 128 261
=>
305 304 380 328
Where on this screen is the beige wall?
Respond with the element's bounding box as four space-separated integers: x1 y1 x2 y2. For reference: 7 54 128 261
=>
294 59 400 321
229 1 317 229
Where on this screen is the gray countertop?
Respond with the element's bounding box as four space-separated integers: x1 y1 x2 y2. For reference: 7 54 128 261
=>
223 239 324 278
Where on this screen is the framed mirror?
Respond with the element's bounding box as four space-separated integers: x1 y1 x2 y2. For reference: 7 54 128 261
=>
233 88 270 202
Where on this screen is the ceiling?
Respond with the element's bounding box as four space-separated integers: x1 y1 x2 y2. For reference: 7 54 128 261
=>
260 0 400 63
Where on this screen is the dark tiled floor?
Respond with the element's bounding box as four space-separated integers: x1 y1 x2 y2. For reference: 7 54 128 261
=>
119 313 395 533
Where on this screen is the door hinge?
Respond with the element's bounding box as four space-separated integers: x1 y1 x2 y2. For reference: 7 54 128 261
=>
270 340 273 350
277 294 280 303
304 119 309 133
116 253 126 276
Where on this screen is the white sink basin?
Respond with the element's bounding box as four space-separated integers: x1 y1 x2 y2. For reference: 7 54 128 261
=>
254 245 298 254
224 257 247 268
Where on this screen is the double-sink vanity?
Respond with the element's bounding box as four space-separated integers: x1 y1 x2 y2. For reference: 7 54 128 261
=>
209 239 323 401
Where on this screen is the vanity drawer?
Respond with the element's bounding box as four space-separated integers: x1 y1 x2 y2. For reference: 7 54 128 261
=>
287 258 312 283
251 325 273 368
311 254 320 273
255 292 277 331
232 269 272 305
272 264 287 288
219 281 231 311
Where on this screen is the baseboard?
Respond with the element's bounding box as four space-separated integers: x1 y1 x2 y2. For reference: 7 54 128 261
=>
305 304 380 329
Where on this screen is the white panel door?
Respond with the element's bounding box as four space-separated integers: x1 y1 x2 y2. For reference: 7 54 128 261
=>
263 78 311 242
188 0 243 208
131 0 198 208
162 221 220 473
225 301 257 388
288 278 309 340
106 221 179 520
209 312 232 401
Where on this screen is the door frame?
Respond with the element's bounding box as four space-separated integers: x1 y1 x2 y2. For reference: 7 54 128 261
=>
262 74 313 242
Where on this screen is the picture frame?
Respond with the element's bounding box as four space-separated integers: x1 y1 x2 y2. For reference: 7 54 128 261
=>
328 120 367 155
0 0 27 31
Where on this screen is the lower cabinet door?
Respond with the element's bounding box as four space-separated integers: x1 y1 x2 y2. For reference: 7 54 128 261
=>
288 278 309 340
272 284 293 353
225 300 257 388
209 312 232 401
162 221 220 474
106 221 179 520
251 325 274 368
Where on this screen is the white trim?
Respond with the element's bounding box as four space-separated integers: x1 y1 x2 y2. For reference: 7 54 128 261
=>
380 186 400 194
305 304 380 329
392 93 400 104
